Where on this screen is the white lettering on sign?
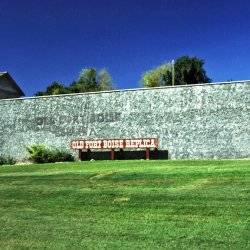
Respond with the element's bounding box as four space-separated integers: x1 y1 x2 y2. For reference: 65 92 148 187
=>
70 138 158 150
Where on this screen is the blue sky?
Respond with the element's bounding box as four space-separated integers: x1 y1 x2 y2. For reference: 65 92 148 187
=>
1 0 250 96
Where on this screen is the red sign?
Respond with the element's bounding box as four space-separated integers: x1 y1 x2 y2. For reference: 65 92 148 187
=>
71 138 158 150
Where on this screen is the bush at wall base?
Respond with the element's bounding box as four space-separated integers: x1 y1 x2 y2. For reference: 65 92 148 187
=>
0 156 17 165
27 144 74 164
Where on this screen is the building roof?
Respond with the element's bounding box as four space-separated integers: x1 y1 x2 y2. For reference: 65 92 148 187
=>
0 72 25 98
0 71 7 76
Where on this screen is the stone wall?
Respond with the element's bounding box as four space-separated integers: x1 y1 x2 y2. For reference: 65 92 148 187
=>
0 81 249 160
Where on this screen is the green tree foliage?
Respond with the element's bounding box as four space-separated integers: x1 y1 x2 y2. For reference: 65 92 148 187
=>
141 56 211 87
141 63 172 87
98 69 114 91
174 56 211 85
69 68 113 93
35 68 114 96
69 68 97 93
35 82 70 96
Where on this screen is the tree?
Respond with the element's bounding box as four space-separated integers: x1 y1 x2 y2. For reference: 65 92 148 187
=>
141 56 211 87
174 56 211 85
34 68 114 96
35 82 69 96
98 69 113 91
69 68 98 93
141 63 172 87
69 68 113 93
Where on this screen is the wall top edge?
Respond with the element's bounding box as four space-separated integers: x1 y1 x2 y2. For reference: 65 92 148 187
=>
1 80 250 102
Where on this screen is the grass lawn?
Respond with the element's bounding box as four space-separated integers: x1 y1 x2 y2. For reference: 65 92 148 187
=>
0 160 249 249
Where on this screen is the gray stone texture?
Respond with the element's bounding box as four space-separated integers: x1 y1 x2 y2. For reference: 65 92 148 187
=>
0 82 249 160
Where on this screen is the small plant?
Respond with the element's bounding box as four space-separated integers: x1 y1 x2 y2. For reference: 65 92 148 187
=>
0 156 16 165
27 144 74 164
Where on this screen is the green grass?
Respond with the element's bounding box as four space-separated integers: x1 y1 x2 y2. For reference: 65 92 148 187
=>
0 160 249 249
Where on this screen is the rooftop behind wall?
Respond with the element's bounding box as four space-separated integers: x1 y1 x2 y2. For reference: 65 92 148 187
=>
0 72 24 99
0 81 249 160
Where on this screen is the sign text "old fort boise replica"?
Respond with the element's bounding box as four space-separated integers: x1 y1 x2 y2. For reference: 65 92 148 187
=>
71 138 159 150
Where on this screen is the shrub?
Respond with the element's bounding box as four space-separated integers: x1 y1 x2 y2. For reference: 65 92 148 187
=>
27 145 74 163
0 156 16 165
